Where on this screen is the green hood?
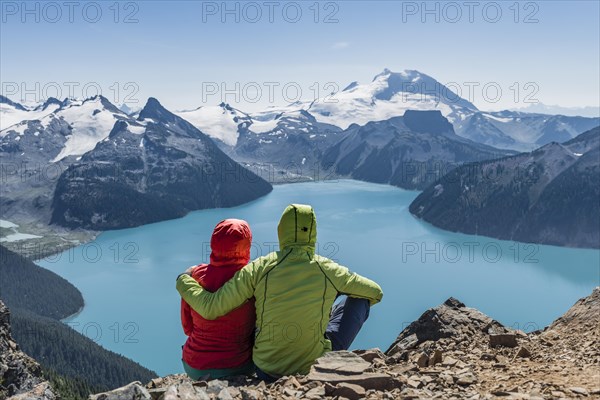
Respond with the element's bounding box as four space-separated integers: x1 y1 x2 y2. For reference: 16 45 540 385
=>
277 204 317 249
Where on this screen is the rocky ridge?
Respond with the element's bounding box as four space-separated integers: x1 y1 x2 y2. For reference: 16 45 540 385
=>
0 301 56 400
90 288 600 400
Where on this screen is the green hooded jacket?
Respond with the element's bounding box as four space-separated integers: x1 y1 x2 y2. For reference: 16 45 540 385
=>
176 204 383 376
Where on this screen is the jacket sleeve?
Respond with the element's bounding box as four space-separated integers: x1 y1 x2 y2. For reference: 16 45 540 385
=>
180 299 194 336
176 262 258 320
319 257 383 306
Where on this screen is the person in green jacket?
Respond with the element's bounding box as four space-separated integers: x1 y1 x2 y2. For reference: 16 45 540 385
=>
176 204 383 380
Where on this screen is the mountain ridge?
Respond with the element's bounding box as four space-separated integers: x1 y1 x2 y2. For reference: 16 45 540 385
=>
409 126 600 248
321 110 513 190
1 73 598 255
0 95 273 251
2 69 598 152
50 98 273 230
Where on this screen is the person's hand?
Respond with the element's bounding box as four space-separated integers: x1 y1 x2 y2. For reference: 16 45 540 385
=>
184 265 196 275
176 265 197 281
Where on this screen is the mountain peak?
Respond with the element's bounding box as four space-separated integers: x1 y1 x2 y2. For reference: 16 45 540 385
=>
403 110 455 135
532 141 576 160
373 68 393 80
139 97 177 123
372 68 433 95
342 81 359 92
369 69 478 111
372 68 421 82
41 97 63 110
0 95 27 111
118 103 138 115
218 102 245 115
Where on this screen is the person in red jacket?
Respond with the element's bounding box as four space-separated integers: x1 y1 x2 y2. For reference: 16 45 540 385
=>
180 219 255 379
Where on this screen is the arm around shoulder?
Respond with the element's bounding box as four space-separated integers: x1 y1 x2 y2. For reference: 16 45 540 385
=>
176 262 258 320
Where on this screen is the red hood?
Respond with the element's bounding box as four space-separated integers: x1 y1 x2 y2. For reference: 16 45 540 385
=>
182 218 255 370
205 219 252 268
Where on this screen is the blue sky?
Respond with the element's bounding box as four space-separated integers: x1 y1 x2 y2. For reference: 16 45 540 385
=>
1 0 599 112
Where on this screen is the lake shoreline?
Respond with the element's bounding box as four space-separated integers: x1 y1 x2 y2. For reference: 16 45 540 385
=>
61 303 85 323
19 179 344 261
37 180 600 375
24 176 597 262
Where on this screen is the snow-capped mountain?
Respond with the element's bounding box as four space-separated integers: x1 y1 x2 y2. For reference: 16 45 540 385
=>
175 101 338 149
3 69 598 156
454 110 600 151
231 109 343 181
303 68 478 130
0 95 132 164
175 103 345 181
0 95 139 229
32 97 65 112
0 95 62 131
49 97 132 162
1 77 597 248
410 126 600 248
51 98 272 230
321 110 513 189
180 104 513 187
0 95 272 234
175 103 252 146
117 103 142 116
0 95 27 111
512 103 600 118
307 69 598 151
244 69 599 152
175 69 477 146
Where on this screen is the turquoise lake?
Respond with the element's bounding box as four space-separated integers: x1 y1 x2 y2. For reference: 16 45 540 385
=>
38 180 600 376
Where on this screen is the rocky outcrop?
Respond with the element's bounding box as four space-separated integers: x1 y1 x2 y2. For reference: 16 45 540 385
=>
385 297 513 357
89 288 600 399
0 301 56 400
541 286 600 368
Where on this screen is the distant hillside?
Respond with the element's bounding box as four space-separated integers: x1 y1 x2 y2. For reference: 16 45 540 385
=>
10 308 156 398
409 127 600 248
321 110 512 190
0 245 157 399
0 246 83 319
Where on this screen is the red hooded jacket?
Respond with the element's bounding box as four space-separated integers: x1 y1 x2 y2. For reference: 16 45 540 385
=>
181 219 255 370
